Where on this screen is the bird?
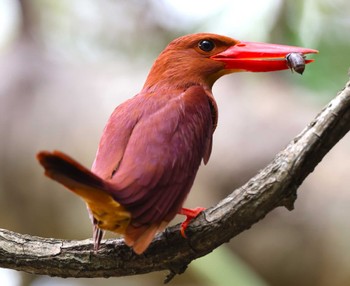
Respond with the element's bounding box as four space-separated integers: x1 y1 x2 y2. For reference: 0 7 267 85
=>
37 33 317 254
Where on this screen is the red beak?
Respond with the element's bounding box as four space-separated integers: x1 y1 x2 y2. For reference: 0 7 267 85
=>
211 41 318 72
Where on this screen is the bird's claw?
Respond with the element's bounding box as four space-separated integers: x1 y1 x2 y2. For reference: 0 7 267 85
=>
179 207 206 238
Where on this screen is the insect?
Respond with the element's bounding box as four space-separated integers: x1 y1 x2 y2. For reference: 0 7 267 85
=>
286 52 306 74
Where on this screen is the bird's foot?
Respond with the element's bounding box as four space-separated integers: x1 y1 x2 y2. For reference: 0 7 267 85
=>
178 207 206 238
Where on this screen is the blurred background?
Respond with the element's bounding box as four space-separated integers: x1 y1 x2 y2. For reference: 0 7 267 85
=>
1 0 350 285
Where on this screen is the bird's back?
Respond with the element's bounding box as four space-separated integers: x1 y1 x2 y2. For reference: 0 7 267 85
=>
92 85 214 228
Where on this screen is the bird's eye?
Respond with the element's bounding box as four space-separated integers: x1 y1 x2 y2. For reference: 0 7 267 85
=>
198 40 215 52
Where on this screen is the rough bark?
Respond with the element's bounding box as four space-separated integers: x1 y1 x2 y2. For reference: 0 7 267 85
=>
1 77 350 283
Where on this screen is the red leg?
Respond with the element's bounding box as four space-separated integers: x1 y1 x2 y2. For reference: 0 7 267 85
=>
178 207 206 238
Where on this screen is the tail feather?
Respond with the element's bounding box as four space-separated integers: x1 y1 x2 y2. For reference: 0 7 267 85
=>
37 150 131 237
37 150 166 254
37 150 106 194
124 221 168 254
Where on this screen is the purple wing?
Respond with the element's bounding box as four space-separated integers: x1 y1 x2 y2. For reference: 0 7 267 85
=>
91 97 143 179
92 85 214 226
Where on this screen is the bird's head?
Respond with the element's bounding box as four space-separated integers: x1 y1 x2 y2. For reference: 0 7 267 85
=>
144 33 318 90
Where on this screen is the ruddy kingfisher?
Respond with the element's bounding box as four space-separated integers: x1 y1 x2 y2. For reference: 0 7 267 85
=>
37 33 317 254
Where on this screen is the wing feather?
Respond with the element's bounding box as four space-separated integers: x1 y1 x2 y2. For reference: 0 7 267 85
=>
108 85 214 226
91 96 145 179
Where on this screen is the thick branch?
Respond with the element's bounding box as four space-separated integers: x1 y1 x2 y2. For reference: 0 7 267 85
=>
1 77 350 281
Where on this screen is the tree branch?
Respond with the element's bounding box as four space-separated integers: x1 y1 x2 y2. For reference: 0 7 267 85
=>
1 77 350 283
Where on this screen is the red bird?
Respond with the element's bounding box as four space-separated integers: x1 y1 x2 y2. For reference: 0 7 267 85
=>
37 33 317 254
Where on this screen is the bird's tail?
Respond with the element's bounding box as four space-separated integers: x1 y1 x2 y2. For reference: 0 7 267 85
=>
37 150 166 254
37 151 131 248
124 221 168 254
